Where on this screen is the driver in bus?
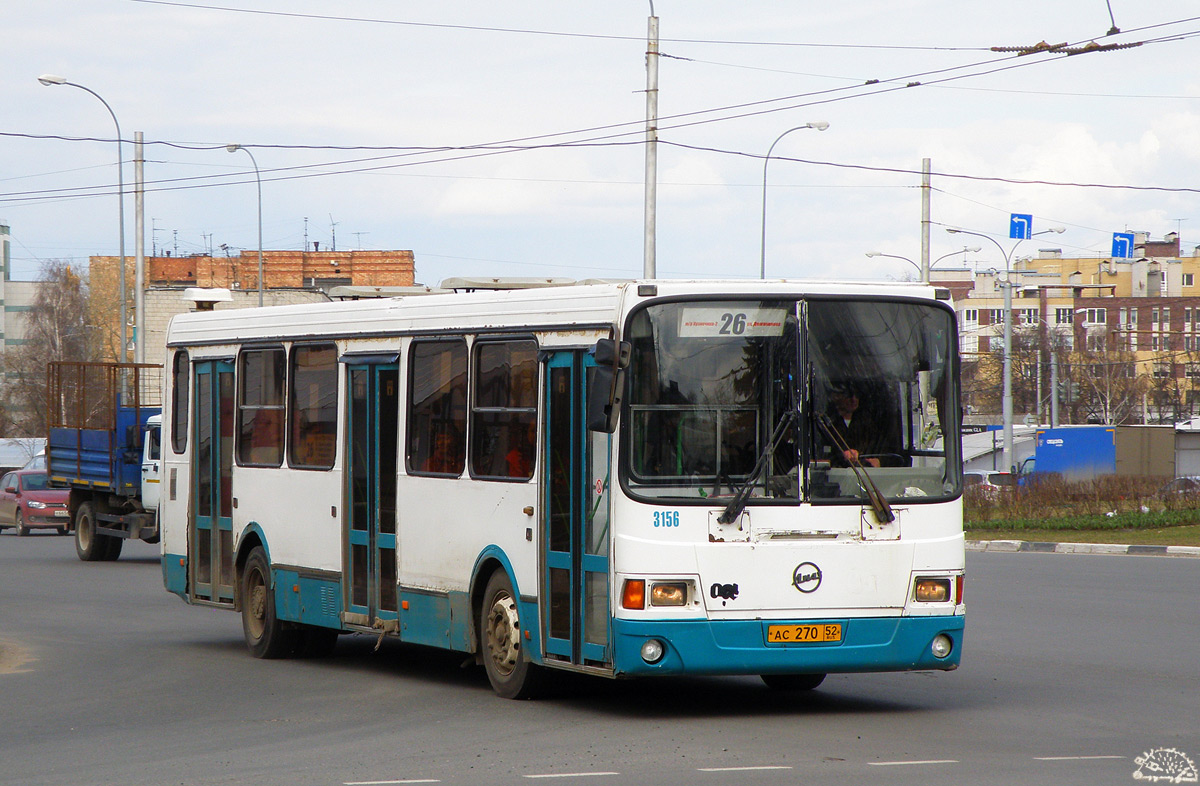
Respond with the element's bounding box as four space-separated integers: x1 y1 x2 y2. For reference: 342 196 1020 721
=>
825 383 885 468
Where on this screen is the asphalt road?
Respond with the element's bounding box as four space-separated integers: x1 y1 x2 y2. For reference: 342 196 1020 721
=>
1 531 1197 786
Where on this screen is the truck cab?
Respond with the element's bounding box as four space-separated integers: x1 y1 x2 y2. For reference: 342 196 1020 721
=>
141 415 162 514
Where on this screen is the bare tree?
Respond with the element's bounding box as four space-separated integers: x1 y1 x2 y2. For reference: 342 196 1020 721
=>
2 260 94 434
1071 334 1147 425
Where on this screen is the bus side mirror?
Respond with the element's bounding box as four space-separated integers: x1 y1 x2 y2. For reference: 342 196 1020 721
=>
592 338 630 369
587 339 630 434
586 365 624 433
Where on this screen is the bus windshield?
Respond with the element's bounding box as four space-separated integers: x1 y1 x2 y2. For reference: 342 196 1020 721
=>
622 298 959 504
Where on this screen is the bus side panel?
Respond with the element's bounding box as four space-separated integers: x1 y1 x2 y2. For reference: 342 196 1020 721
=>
235 467 343 575
275 568 343 629
160 453 191 598
397 476 538 612
399 588 472 652
162 551 188 599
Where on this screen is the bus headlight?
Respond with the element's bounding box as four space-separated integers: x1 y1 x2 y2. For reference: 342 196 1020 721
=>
650 582 687 607
640 639 665 664
914 578 950 603
931 634 953 659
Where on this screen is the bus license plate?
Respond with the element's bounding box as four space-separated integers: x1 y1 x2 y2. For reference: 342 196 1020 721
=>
767 623 842 644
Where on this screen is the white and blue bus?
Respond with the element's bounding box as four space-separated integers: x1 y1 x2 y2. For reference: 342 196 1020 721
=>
160 278 965 698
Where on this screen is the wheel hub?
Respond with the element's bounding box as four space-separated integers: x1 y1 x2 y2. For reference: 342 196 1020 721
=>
484 594 520 676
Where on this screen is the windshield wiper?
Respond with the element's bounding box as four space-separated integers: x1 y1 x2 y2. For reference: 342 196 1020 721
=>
815 413 895 524
717 410 795 525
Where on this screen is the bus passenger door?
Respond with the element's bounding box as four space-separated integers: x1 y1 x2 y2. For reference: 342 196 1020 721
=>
344 361 400 631
192 360 235 604
543 351 611 669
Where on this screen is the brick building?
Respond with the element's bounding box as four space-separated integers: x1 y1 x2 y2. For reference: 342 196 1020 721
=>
89 248 416 365
934 232 1200 424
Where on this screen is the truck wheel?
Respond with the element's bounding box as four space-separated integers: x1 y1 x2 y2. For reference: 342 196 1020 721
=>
15 512 29 537
76 503 123 561
479 571 543 699
75 503 104 561
241 546 297 659
102 536 124 561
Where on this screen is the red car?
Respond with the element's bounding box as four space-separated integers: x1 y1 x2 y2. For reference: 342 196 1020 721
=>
0 470 70 536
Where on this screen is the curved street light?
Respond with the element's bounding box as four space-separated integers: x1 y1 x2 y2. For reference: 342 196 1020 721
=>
226 144 264 307
945 225 1066 473
759 121 829 279
865 246 981 279
38 74 128 361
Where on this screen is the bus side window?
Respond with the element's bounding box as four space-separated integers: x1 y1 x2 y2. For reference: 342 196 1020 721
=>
237 347 286 467
407 340 468 477
288 344 338 470
470 339 537 481
171 350 189 454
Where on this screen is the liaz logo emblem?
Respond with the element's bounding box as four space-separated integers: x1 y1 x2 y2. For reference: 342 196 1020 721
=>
793 562 822 593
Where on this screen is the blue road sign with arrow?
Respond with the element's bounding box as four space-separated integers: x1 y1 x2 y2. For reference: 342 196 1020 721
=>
1112 232 1135 259
1009 214 1033 240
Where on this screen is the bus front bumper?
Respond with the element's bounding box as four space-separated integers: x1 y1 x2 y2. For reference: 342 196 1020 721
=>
611 614 964 678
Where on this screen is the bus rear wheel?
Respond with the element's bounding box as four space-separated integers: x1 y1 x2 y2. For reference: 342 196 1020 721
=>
761 673 826 691
241 546 298 659
480 571 542 699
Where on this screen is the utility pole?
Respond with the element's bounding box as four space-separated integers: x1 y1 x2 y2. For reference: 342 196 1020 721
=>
134 131 145 364
643 3 659 279
920 158 931 283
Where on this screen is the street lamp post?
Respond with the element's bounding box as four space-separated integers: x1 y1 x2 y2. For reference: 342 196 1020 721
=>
226 144 264 307
759 121 829 279
865 246 981 280
38 74 128 362
946 226 1065 473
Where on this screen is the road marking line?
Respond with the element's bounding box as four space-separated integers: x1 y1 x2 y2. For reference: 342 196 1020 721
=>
697 766 793 772
1034 756 1126 761
523 774 620 780
869 760 958 766
344 780 440 785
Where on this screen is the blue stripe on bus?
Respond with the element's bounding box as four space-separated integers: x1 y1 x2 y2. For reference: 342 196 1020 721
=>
274 569 343 629
162 552 187 599
610 615 964 677
399 589 472 652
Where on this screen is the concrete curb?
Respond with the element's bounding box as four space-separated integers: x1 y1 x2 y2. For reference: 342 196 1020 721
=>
967 540 1200 558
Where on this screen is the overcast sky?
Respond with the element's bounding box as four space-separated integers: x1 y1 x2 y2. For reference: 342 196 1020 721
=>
4 0 1199 285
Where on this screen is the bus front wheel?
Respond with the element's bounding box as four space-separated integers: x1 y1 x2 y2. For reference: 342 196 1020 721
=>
241 546 297 659
480 571 543 699
761 673 826 691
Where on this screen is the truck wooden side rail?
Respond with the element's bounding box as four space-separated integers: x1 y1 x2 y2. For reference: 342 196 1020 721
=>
46 361 162 561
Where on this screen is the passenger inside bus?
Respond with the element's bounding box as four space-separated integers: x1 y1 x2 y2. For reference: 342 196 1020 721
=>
505 422 535 479
422 428 464 474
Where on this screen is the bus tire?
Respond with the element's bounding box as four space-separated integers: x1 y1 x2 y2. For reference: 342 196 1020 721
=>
241 546 297 659
480 571 543 699
760 673 826 691
75 503 111 561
